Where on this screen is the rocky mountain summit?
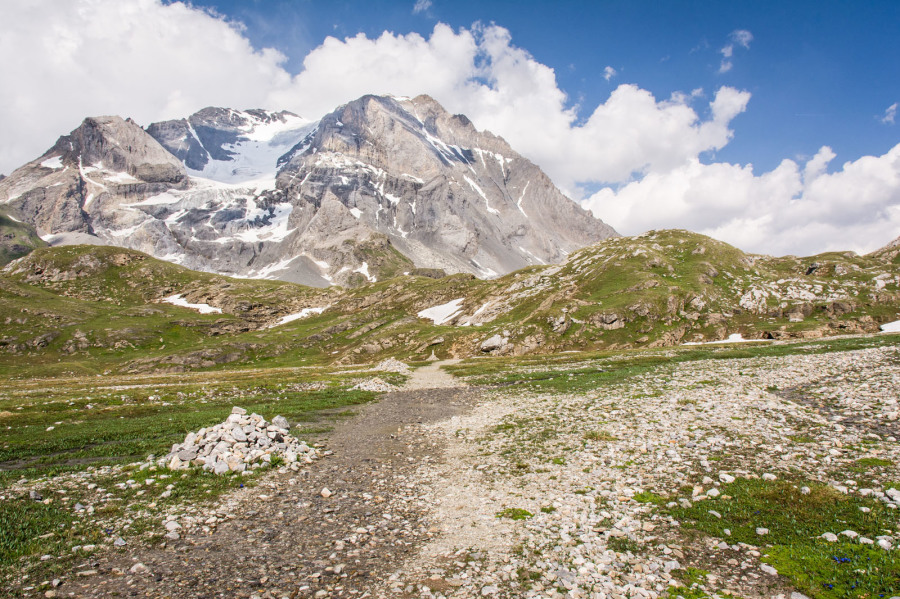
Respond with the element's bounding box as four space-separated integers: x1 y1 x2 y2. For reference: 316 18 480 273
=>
0 95 616 286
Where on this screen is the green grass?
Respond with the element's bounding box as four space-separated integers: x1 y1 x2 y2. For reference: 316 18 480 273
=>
766 543 899 599
853 457 894 468
446 333 900 390
496 508 533 521
0 497 91 567
665 478 900 598
583 430 618 442
607 536 644 554
0 374 376 473
0 364 389 582
632 491 666 505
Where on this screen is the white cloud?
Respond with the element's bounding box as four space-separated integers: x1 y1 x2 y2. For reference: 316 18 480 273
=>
731 29 753 49
413 0 433 14
582 143 900 256
270 25 750 193
882 102 898 125
1 3 897 257
718 29 752 74
603 66 617 81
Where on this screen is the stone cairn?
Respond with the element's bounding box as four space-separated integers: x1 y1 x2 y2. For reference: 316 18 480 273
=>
162 407 316 474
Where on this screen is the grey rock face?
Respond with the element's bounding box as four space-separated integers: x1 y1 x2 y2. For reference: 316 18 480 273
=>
275 94 617 278
1 95 618 286
0 115 187 236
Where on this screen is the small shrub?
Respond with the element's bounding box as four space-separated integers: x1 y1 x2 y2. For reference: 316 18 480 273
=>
583 430 618 442
496 508 533 521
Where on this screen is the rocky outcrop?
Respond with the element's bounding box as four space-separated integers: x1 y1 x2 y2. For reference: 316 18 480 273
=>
871 234 900 263
0 206 47 265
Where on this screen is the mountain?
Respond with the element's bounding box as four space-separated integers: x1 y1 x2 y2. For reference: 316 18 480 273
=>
0 95 616 286
2 230 897 375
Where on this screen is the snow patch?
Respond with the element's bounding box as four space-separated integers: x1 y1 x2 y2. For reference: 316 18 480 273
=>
40 156 63 170
682 333 768 346
163 294 222 314
355 261 376 283
464 176 499 215
519 245 546 265
211 201 295 244
517 181 529 217
268 307 328 328
105 171 140 184
349 207 363 219
880 319 900 333
188 113 317 188
125 191 182 207
418 298 465 325
246 256 299 279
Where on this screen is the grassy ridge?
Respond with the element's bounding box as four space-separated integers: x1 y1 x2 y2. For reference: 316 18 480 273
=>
0 229 898 376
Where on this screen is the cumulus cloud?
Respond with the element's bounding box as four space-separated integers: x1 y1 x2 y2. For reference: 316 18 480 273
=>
719 29 752 74
603 66 617 81
882 102 898 125
1 2 897 256
412 0 432 15
582 144 900 255
270 25 750 193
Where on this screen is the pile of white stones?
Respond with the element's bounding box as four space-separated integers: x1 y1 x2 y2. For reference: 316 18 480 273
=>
351 377 398 392
373 358 411 374
161 407 317 474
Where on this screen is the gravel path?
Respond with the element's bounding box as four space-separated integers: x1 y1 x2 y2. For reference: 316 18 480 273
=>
54 362 479 599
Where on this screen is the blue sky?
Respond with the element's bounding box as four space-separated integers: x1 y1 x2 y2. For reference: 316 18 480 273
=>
186 0 900 173
2 0 898 255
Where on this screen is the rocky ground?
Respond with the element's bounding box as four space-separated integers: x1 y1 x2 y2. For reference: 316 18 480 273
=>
12 345 900 598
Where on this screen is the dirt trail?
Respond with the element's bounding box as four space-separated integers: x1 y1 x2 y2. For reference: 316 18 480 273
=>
63 362 476 599
401 359 465 391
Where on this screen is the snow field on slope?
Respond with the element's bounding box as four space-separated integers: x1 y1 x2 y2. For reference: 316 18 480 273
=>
267 307 329 328
417 298 465 325
163 294 222 314
187 112 317 188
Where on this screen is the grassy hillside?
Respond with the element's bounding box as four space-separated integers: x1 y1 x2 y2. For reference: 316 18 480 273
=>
1 230 898 376
0 207 46 266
